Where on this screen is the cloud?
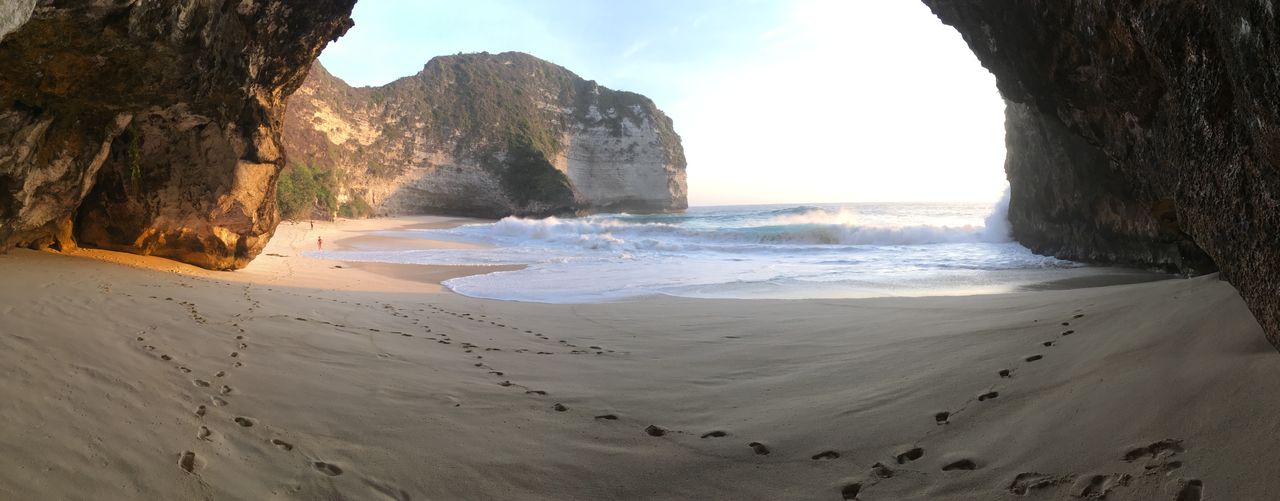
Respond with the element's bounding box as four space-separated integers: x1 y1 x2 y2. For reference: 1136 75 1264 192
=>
619 39 649 60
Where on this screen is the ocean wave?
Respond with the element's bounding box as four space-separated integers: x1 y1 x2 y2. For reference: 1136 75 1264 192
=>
322 191 1101 303
450 205 1011 249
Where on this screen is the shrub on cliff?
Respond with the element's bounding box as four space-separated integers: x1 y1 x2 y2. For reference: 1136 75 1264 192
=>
497 137 574 210
338 196 375 218
276 163 337 220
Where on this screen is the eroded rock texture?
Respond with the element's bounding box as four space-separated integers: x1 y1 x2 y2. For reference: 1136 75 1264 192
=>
0 0 354 269
1003 101 1216 273
282 52 688 219
925 1 1280 343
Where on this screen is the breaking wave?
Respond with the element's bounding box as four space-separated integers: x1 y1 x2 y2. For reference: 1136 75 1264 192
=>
446 188 1014 251
320 190 1092 303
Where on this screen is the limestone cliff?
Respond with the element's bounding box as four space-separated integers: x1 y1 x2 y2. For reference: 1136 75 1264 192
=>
281 52 688 218
0 0 355 269
924 1 1280 345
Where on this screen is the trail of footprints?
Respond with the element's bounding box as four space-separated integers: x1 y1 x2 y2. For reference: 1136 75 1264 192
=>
128 277 1207 499
147 278 625 481
823 308 1203 500
129 281 333 480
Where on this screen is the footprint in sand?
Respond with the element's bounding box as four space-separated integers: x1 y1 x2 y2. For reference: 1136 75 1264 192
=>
1072 474 1130 498
312 461 343 476
219 385 233 395
234 417 255 427
748 442 771 455
270 438 294 451
215 371 225 378
811 450 840 460
1042 340 1056 347
998 369 1013 378
896 447 924 464
525 390 548 396
1025 355 1043 362
193 379 211 388
1073 313 1085 319
840 483 862 500
935 411 951 424
1062 330 1075 336
1122 439 1184 462
553 403 568 412
1008 472 1065 495
1061 322 1070 326
194 405 207 417
211 396 228 406
942 459 978 471
978 391 999 401
871 462 895 478
1175 479 1203 501
196 426 212 441
160 354 172 361
644 425 667 437
701 430 727 438
177 451 201 473
595 414 619 421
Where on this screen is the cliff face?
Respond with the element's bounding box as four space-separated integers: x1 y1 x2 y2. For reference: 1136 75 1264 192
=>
0 0 354 269
282 52 688 218
1003 101 1216 273
924 1 1280 345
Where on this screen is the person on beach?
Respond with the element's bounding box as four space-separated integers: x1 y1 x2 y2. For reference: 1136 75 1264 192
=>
317 236 323 251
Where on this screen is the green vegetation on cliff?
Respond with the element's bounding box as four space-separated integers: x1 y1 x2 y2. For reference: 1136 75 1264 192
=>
497 137 574 208
276 163 337 220
338 196 374 218
277 163 376 220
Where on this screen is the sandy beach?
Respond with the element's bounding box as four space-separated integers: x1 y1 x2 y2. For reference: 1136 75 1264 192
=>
0 216 1272 500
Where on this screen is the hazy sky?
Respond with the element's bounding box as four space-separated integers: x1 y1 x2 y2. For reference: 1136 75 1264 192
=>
319 0 1007 205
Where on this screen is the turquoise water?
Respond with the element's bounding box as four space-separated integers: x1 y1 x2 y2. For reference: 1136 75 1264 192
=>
320 197 1095 303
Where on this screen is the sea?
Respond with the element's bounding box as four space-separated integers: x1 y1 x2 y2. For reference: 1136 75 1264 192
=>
314 192 1126 303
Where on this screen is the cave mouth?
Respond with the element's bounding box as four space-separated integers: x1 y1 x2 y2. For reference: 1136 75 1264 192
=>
874 2 1010 211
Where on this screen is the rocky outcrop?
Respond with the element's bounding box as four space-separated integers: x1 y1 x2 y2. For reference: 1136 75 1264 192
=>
0 1 355 269
924 1 1280 345
282 52 687 218
1003 101 1215 273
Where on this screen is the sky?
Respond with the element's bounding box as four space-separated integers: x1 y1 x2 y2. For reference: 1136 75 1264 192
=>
319 0 1008 206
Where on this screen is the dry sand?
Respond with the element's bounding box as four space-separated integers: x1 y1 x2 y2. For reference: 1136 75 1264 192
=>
0 216 1275 500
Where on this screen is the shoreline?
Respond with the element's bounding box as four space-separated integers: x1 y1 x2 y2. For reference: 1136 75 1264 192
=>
0 216 1273 499
290 214 1175 303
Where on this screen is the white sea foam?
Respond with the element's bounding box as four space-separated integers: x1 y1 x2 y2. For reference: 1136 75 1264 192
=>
319 190 1084 303
451 188 1015 250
